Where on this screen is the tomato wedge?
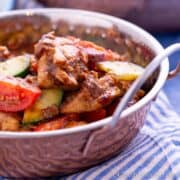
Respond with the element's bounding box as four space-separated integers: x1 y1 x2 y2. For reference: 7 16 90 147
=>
33 117 67 131
81 108 106 122
34 114 79 131
79 40 120 61
0 76 41 112
106 100 119 116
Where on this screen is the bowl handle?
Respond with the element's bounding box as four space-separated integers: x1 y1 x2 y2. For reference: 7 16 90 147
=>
167 63 180 79
82 44 180 156
82 126 109 156
152 62 180 102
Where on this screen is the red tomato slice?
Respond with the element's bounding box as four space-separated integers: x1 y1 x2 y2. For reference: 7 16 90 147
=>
79 40 120 65
34 117 67 131
106 100 119 116
0 76 41 112
81 108 106 122
34 114 80 131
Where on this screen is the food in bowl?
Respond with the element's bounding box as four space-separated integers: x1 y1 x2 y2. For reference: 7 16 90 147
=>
0 31 152 132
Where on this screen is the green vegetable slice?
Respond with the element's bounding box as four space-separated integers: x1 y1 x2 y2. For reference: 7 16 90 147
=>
23 88 63 125
0 55 30 77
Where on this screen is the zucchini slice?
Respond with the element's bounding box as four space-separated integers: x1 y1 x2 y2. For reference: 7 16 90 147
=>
23 88 63 125
0 55 30 77
97 61 144 81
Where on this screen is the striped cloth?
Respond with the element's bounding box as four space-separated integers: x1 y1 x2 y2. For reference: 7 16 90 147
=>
62 91 180 180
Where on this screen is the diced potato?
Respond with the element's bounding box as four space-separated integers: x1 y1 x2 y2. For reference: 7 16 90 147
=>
1 118 20 131
0 112 20 131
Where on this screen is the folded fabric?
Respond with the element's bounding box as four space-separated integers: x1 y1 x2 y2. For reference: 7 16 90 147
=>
63 92 180 180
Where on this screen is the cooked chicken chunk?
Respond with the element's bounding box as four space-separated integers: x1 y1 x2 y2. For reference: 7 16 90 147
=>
35 32 87 89
0 46 10 61
35 32 121 89
60 74 121 113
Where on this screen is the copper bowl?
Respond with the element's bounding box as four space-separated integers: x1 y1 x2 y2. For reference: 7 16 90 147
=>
0 9 169 178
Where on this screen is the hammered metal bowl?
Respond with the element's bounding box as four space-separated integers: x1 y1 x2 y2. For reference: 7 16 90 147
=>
0 9 169 178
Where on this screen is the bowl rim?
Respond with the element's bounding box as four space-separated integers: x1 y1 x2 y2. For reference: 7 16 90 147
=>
0 8 169 138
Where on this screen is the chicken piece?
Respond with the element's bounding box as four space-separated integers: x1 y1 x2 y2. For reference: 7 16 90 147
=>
127 89 145 106
37 54 56 88
35 32 88 89
0 46 10 61
29 55 38 74
35 32 121 89
0 112 20 131
60 74 121 113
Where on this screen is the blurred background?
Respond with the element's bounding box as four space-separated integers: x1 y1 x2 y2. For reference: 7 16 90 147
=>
2 0 180 114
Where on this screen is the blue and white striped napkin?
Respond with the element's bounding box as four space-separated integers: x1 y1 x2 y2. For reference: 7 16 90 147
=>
64 92 180 180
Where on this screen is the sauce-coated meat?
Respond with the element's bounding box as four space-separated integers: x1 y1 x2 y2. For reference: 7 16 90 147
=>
35 32 120 90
